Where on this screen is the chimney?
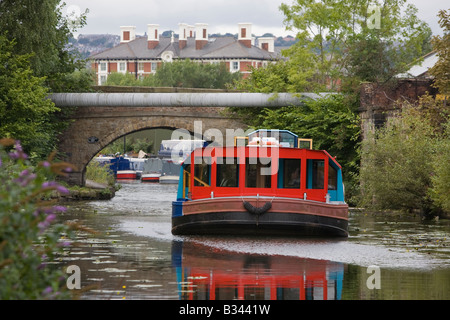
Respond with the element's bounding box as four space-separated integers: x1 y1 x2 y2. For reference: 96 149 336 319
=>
258 37 275 53
147 24 160 49
120 26 136 43
238 23 252 48
195 23 208 50
179 23 188 50
187 25 195 38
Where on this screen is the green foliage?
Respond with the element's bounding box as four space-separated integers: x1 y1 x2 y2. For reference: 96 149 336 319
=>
235 39 321 93
429 122 450 212
279 0 432 89
0 0 89 92
100 137 153 156
429 9 450 95
85 161 115 187
359 95 449 216
0 35 62 160
0 139 75 299
104 60 241 89
105 72 139 86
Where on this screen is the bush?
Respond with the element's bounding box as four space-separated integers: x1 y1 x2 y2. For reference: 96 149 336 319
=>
0 139 75 299
359 95 449 216
85 160 115 186
429 123 450 212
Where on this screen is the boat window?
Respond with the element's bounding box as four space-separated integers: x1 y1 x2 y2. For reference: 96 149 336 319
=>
328 163 338 190
307 159 324 189
216 158 239 187
279 132 296 148
279 159 301 188
246 158 271 188
194 157 210 187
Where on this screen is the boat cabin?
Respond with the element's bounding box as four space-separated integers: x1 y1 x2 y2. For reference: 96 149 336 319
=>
176 130 345 205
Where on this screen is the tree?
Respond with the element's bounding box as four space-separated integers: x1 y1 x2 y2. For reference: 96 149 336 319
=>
279 0 432 89
0 0 89 91
104 60 241 89
429 9 450 95
235 35 321 93
0 36 61 159
153 60 241 89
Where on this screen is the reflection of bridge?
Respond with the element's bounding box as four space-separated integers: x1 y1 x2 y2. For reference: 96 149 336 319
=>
51 92 327 186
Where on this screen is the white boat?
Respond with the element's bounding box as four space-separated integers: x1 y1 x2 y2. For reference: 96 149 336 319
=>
116 170 137 180
127 157 147 179
159 160 181 184
141 158 162 183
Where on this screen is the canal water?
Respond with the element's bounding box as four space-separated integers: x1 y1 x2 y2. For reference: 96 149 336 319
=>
59 182 450 300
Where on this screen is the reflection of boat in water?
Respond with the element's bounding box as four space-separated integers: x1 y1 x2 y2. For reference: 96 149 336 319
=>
172 240 344 300
141 158 163 183
172 129 348 237
160 160 181 184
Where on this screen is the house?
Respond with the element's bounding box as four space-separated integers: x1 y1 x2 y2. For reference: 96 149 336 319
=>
395 51 438 79
90 23 279 85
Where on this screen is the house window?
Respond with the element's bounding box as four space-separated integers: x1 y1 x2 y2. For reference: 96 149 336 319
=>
231 61 239 72
119 62 126 72
100 75 107 85
151 62 157 72
100 62 107 72
138 62 144 72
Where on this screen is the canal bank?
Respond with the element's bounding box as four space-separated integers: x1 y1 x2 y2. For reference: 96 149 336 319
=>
54 179 119 201
57 182 450 300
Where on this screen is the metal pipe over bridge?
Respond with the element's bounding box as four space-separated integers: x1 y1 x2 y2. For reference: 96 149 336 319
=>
50 92 331 108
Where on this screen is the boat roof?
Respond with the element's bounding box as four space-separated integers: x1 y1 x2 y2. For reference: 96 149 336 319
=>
247 129 298 138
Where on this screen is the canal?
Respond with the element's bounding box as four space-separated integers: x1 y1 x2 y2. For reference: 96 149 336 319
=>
59 182 450 300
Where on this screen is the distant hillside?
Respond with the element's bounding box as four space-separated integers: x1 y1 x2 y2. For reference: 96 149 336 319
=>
69 34 120 59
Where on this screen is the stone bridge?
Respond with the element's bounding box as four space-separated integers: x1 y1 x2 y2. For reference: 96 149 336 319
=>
51 91 325 186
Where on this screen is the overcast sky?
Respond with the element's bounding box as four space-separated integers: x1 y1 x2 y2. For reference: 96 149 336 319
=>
64 0 448 37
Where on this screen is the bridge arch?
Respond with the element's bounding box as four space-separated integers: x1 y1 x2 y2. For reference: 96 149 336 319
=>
57 108 247 186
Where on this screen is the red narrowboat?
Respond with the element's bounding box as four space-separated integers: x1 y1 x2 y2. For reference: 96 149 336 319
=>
116 170 137 180
172 130 348 237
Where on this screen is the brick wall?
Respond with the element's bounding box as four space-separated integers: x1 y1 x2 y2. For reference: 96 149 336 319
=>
359 78 438 138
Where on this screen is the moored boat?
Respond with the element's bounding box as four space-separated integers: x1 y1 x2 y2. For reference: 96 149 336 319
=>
159 160 181 184
171 129 348 237
141 158 162 183
116 169 137 180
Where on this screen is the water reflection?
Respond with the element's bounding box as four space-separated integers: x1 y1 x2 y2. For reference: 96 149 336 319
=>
172 240 344 300
59 182 450 300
